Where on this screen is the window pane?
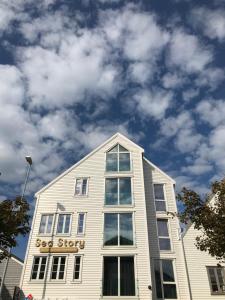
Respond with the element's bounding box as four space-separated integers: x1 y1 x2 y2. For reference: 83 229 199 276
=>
109 145 119 152
104 214 118 246
46 215 53 233
39 215 47 234
120 214 133 245
78 213 85 234
103 257 118 296
163 284 177 299
106 153 118 172
119 145 128 152
57 215 64 233
154 260 163 299
217 268 225 290
75 179 82 195
162 260 175 282
82 179 87 195
119 153 130 171
154 184 165 200
157 219 169 236
119 178 132 205
120 257 135 296
159 238 171 251
64 215 71 233
155 201 166 212
208 268 219 292
105 178 118 205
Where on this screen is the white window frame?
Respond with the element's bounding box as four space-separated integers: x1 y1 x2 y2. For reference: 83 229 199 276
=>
105 177 133 206
103 212 134 247
50 255 67 281
105 144 132 173
207 266 225 295
73 255 83 282
156 218 172 252
74 178 89 196
102 255 136 297
77 212 86 236
38 214 55 235
153 183 167 213
154 259 178 300
56 213 72 235
30 256 48 281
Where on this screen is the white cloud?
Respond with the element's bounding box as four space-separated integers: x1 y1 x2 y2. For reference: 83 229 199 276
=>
132 89 173 120
196 99 225 127
182 88 199 102
191 7 225 42
162 72 185 89
168 29 213 73
195 67 225 90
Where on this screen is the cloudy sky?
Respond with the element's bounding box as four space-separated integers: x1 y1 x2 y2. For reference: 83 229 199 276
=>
0 0 225 259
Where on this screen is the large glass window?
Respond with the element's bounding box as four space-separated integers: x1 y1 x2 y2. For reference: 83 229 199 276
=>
157 219 171 251
105 178 132 205
104 213 133 246
106 144 130 172
31 256 47 280
56 214 71 234
154 184 166 212
39 214 54 234
51 256 66 280
103 256 135 296
154 259 177 299
75 178 88 196
207 267 225 294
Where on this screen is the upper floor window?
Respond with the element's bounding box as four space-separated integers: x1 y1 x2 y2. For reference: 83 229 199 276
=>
154 184 166 212
104 213 133 246
50 256 66 280
157 219 171 251
77 213 86 235
31 256 47 280
75 178 88 196
154 259 177 299
56 214 71 235
106 144 130 172
207 267 225 295
105 177 132 205
39 214 54 234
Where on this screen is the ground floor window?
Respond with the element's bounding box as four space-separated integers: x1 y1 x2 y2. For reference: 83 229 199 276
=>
154 259 177 299
74 255 82 281
207 267 225 294
51 256 66 280
103 256 135 296
31 256 47 280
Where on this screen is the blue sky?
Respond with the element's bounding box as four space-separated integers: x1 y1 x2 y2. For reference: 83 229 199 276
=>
0 0 225 259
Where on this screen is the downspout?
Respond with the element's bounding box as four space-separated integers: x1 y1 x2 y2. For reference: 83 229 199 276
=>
180 230 193 300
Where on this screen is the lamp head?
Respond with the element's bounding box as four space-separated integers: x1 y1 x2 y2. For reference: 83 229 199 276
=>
25 156 32 165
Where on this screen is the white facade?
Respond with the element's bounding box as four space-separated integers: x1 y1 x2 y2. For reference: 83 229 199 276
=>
183 218 225 299
20 133 191 300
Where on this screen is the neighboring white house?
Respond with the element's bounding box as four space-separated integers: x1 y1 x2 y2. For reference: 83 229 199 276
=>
182 197 225 300
20 133 192 300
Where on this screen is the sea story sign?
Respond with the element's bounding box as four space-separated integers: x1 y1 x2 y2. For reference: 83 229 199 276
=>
35 238 85 253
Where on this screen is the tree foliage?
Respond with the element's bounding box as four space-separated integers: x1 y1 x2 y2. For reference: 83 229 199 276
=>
177 178 225 261
0 196 30 261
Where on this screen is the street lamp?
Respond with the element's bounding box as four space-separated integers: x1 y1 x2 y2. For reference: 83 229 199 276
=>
21 156 32 201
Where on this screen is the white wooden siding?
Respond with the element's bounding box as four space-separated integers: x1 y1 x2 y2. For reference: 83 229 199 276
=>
183 224 224 300
21 135 151 300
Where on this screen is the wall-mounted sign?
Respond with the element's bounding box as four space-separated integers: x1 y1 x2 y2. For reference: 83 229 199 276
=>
35 238 85 253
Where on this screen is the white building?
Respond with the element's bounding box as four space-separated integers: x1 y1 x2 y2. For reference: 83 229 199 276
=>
20 133 191 300
182 196 225 300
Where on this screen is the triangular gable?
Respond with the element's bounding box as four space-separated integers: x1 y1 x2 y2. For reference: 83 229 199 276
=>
35 132 144 196
143 157 176 184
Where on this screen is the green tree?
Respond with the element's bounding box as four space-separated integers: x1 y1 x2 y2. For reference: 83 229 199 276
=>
0 196 30 261
177 178 225 261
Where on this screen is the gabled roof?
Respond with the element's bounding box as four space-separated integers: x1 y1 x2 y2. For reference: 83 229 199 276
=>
35 132 144 196
143 157 176 184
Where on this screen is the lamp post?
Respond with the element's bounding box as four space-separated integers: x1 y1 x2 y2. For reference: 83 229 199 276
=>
21 156 32 201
